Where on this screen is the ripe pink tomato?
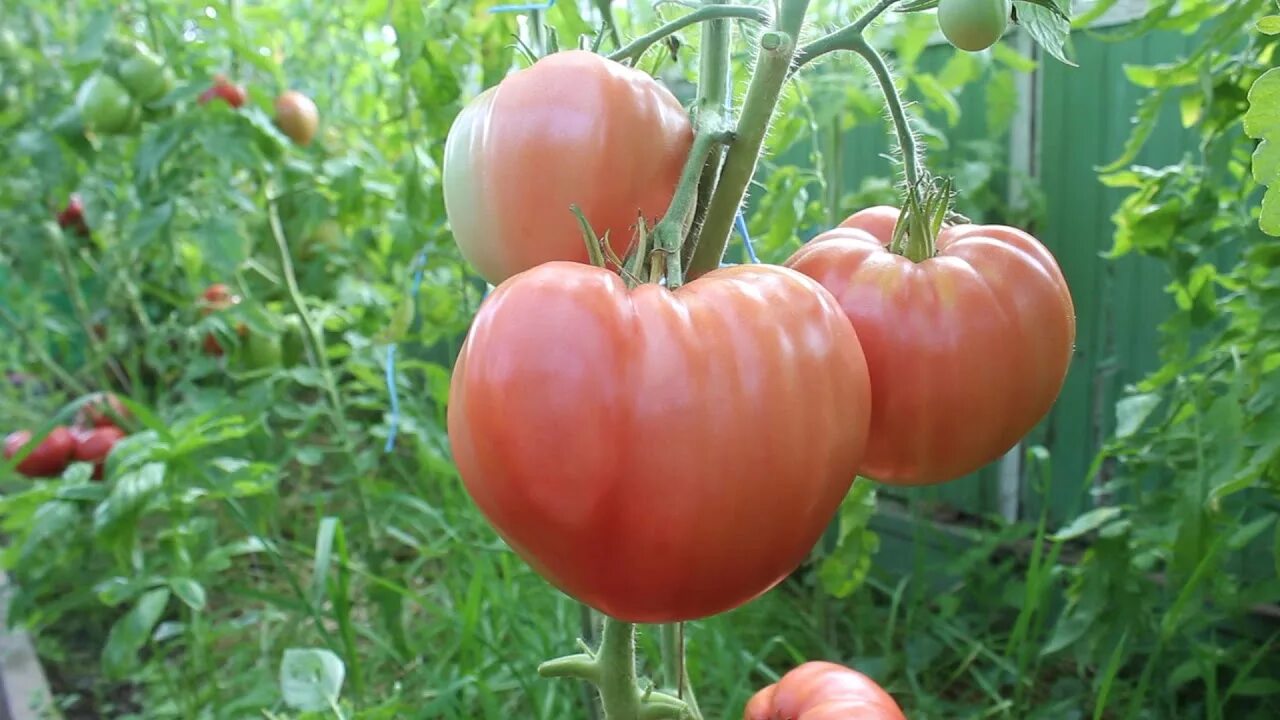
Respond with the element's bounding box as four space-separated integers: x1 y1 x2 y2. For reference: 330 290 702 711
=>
744 662 906 720
443 50 693 285
448 262 871 622
786 207 1075 485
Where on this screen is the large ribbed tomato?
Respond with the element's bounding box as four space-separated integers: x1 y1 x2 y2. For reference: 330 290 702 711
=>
448 262 872 622
443 50 693 285
785 206 1075 486
744 662 906 720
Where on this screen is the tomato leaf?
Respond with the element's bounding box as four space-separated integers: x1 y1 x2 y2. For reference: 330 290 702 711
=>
1050 506 1124 542
1258 15 1280 34
1014 2 1077 67
818 479 880 599
1114 393 1161 438
1244 67 1280 236
280 648 346 712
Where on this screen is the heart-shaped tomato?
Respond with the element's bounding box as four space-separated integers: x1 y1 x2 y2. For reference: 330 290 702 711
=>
785 207 1075 485
448 262 872 622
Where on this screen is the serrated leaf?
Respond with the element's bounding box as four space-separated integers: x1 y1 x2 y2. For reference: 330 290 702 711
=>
102 588 170 679
1016 0 1071 21
818 479 880 599
280 648 345 712
1246 68 1280 236
1050 506 1124 542
1015 2 1076 67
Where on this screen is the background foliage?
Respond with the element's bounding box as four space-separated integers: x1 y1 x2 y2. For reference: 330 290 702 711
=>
0 1 1276 718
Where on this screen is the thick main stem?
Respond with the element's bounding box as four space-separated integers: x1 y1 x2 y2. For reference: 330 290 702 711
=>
597 619 642 718
687 1 811 278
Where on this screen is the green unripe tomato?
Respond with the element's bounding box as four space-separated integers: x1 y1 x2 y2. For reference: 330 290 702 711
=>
938 0 1011 52
117 42 173 103
240 330 283 370
76 73 137 134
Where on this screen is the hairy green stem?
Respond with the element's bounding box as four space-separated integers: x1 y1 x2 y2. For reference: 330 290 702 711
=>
848 35 921 191
653 128 721 288
687 0 812 278
792 0 901 70
607 5 768 65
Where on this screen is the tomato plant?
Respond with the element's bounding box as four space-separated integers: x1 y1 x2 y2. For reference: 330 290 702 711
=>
743 662 906 720
199 283 245 356
937 0 1012 53
275 90 319 146
4 426 76 478
786 205 1075 485
448 261 871 622
443 49 693 285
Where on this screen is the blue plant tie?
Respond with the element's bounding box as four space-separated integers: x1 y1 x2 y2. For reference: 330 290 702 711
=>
736 210 759 263
384 248 431 453
490 0 555 13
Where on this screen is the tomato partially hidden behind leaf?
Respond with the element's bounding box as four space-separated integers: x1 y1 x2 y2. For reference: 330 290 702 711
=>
448 262 872 622
785 207 1075 485
443 50 693 285
76 73 138 134
75 392 130 428
744 662 906 720
4 427 76 478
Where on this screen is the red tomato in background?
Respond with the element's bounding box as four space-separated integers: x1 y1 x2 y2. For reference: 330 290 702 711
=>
443 50 693 285
744 662 906 720
199 283 245 356
56 193 90 236
785 208 1075 485
448 262 872 622
275 90 319 146
4 427 76 478
199 74 246 108
75 392 130 428
72 425 126 480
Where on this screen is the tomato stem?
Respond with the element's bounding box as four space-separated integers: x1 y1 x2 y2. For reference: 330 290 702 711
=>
652 128 722 288
791 0 901 70
540 618 693 720
847 35 922 193
687 0 811 279
607 4 768 65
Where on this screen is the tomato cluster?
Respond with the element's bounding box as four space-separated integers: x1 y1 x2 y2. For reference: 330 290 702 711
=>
442 49 1075 630
3 393 132 480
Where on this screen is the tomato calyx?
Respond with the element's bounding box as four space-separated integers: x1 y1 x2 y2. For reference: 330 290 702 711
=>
888 175 957 263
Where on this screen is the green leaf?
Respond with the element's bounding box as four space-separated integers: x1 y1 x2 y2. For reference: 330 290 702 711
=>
818 479 880 599
913 74 961 127
1245 68 1280 236
102 588 170 679
1258 15 1280 34
1050 506 1124 542
20 501 79 560
169 578 207 611
1015 2 1076 67
93 462 166 538
1115 393 1161 438
280 648 346 712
